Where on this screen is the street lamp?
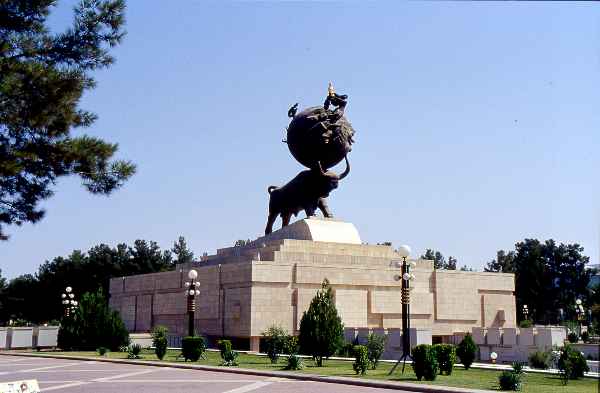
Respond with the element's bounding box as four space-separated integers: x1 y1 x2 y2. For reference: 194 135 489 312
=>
389 244 415 375
61 286 78 317
575 299 585 337
522 304 529 321
185 269 200 337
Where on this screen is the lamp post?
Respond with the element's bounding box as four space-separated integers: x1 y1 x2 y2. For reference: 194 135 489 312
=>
185 270 200 337
389 244 415 375
575 299 584 337
61 286 78 317
522 304 529 322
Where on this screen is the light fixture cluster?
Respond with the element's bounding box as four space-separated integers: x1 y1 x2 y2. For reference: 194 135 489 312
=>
61 286 78 316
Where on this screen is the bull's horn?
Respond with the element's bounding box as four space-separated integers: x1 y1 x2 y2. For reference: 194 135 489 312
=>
339 156 350 180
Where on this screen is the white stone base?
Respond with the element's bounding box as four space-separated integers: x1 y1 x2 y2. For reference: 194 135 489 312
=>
253 217 362 245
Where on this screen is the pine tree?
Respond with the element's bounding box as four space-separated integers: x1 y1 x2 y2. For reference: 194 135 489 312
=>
298 279 344 366
172 236 194 264
0 0 135 240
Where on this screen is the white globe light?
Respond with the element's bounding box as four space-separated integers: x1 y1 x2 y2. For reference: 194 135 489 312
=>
73 301 78 306
69 293 74 299
61 294 66 298
195 290 200 296
188 269 198 280
65 286 72 293
62 300 67 305
397 245 411 258
402 273 411 281
185 282 190 287
188 289 195 296
490 352 498 360
576 299 582 305
195 282 201 288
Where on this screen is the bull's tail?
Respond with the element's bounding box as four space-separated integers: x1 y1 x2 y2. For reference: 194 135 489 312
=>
267 186 277 194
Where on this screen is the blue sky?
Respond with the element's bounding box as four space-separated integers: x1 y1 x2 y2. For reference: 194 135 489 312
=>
2 1 599 278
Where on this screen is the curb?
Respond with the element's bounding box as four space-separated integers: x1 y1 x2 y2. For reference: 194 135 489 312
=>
0 351 496 393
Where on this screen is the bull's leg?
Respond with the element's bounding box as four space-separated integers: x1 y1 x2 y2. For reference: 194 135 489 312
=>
265 212 278 235
318 198 333 218
305 205 317 217
282 213 292 227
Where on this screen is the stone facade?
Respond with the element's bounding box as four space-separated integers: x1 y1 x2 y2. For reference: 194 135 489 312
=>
109 218 516 350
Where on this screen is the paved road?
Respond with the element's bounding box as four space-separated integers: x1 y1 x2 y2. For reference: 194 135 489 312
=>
0 355 413 393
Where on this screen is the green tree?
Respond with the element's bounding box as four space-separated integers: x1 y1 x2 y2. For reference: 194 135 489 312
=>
486 239 591 324
58 289 128 351
0 269 7 323
484 250 515 272
421 249 458 270
172 236 194 264
2 239 173 323
0 0 135 240
460 265 474 271
456 334 477 370
299 279 344 366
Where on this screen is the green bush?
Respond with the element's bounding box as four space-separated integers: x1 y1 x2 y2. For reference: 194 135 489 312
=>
528 350 550 369
432 344 456 375
519 320 532 328
285 354 304 370
581 331 589 343
352 345 369 375
218 339 239 366
456 334 477 370
498 371 521 391
412 344 439 381
151 326 169 360
498 362 524 391
567 332 579 343
366 333 386 369
283 335 299 355
336 341 355 358
299 279 344 367
558 345 589 384
181 336 206 362
127 343 142 359
57 289 129 351
97 347 108 356
262 325 288 364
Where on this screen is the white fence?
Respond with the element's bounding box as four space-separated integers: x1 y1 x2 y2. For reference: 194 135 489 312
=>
0 326 59 350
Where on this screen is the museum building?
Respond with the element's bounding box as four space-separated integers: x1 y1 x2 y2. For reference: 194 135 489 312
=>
108 218 516 351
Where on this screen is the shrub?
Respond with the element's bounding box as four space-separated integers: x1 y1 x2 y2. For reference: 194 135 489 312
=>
336 341 355 358
298 279 344 366
285 354 304 370
519 320 532 328
567 332 579 343
283 335 299 355
181 336 206 362
151 326 169 360
127 343 142 359
58 289 129 351
412 344 439 381
433 344 456 375
456 334 477 370
366 333 386 369
218 339 239 366
557 345 589 384
352 345 369 375
262 325 288 364
528 350 550 369
97 347 108 356
581 331 589 343
498 362 524 391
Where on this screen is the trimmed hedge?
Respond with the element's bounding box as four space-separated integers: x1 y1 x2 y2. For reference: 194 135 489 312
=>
182 336 206 362
218 339 239 366
151 326 168 360
432 344 456 375
412 344 438 381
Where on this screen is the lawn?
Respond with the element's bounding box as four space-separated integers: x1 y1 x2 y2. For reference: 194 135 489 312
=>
26 349 598 393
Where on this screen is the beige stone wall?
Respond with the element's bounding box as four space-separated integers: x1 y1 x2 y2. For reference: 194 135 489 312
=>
109 226 516 340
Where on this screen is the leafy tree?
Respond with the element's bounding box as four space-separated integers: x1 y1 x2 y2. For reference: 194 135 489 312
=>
366 333 386 369
460 265 474 271
262 325 288 364
486 239 591 324
456 334 477 369
0 0 135 240
58 289 128 351
421 249 458 270
172 236 194 264
299 279 344 366
1 239 173 323
484 250 515 273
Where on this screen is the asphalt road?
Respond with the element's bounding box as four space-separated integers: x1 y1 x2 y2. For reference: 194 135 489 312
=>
0 355 414 393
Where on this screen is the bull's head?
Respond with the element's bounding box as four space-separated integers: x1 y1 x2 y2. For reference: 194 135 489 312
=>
316 156 350 195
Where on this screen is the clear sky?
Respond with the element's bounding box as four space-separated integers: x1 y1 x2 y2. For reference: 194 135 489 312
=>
2 1 599 278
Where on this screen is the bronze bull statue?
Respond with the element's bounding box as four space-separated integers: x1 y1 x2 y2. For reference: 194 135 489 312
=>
265 156 350 234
